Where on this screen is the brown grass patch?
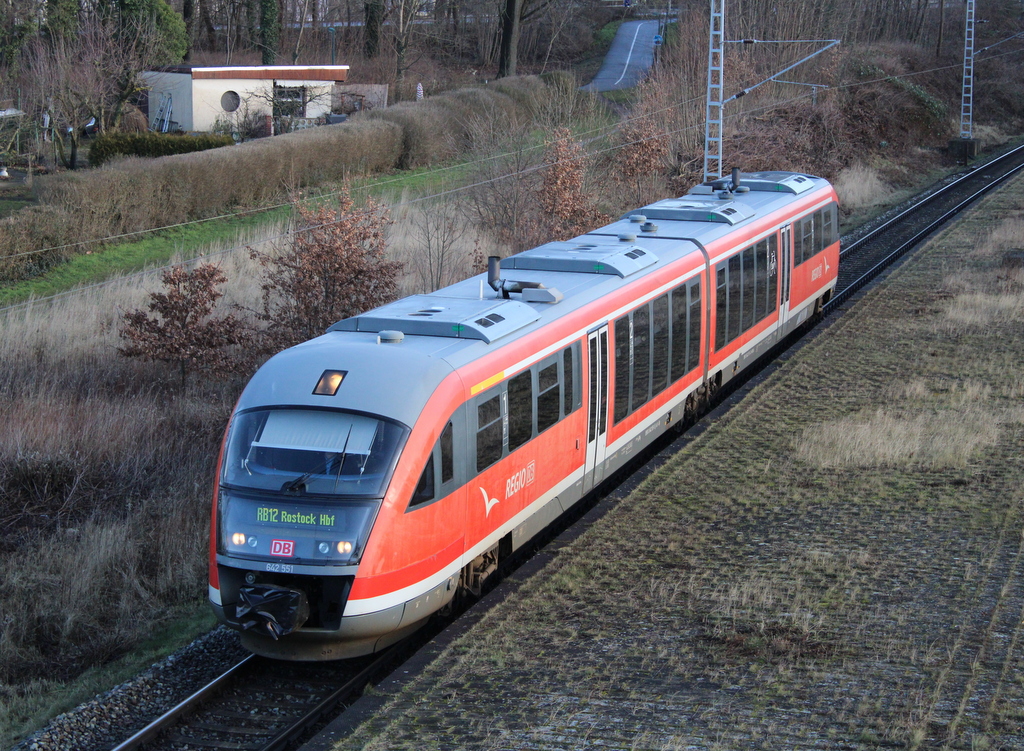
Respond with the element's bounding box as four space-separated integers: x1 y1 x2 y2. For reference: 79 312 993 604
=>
795 407 1000 469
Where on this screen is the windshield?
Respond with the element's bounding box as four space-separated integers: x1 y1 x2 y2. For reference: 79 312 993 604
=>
222 408 408 497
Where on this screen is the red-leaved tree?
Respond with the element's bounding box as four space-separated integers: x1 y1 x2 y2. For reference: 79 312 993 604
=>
118 263 247 385
614 116 668 206
251 190 401 351
539 127 608 241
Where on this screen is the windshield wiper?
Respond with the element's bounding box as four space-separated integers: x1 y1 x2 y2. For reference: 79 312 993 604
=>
281 425 353 494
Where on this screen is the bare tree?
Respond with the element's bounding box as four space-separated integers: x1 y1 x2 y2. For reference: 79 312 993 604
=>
465 109 546 253
21 12 185 168
410 191 472 291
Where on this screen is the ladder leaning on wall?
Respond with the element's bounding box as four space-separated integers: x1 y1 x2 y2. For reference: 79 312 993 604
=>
152 93 173 133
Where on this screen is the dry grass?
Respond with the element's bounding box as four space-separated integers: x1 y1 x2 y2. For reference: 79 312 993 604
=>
0 237 275 686
833 163 895 211
795 406 1001 469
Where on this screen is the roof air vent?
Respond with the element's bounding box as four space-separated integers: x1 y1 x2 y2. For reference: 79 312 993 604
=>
378 330 405 344
640 222 658 232
628 214 647 223
618 233 636 242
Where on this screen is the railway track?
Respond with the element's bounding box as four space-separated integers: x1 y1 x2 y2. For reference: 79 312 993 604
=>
109 650 396 751
101 142 1024 751
831 140 1024 308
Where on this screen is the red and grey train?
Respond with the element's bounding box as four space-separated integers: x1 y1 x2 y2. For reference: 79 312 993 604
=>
209 170 840 660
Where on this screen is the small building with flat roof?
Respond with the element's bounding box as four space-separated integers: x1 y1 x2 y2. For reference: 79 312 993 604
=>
141 65 349 133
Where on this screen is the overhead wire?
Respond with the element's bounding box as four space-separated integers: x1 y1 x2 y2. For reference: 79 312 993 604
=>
0 54 1005 315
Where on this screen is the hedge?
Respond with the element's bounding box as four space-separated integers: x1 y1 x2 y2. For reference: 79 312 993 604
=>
88 132 236 167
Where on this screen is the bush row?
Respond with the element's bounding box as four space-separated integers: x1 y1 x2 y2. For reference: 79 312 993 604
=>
88 132 236 168
0 76 554 285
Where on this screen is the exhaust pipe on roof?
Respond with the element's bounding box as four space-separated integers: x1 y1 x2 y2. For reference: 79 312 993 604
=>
487 256 501 291
731 167 741 191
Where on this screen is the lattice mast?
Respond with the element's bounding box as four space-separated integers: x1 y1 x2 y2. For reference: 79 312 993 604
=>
703 0 725 181
960 0 976 139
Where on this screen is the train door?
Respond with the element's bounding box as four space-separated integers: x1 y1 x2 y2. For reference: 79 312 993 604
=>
583 326 609 494
779 225 792 324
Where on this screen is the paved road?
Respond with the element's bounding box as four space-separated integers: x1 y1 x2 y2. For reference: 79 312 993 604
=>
583 20 660 91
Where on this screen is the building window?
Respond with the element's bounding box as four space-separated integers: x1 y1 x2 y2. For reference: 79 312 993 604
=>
221 90 241 112
273 85 308 118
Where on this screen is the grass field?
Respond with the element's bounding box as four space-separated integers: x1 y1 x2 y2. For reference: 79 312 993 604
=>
331 178 1024 750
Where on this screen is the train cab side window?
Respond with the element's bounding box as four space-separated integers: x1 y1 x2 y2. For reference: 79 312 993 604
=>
409 420 455 510
476 391 504 472
440 421 454 485
410 457 435 507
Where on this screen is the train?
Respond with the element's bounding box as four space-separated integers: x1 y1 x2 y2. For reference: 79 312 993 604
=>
208 169 840 660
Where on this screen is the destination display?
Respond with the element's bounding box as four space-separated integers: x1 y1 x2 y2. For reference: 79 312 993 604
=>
219 490 380 563
255 505 341 529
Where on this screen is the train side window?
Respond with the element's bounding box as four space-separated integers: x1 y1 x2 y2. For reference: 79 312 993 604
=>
687 278 701 373
440 421 453 485
813 210 825 255
741 246 755 331
670 283 688 381
632 303 651 413
507 370 533 452
537 358 560 434
651 294 669 397
588 337 599 441
824 202 838 246
476 390 503 472
727 255 742 344
715 266 727 350
599 330 608 435
562 346 575 416
613 314 630 423
753 240 768 325
800 216 814 265
793 218 803 265
767 234 778 317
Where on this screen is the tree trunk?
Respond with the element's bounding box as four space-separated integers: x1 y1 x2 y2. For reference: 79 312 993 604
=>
259 0 279 64
364 0 383 58
182 0 194 60
497 0 519 78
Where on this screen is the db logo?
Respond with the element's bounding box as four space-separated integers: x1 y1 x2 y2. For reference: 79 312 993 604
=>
270 539 295 557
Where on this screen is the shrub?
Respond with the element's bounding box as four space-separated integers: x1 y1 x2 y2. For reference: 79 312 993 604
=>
118 263 248 384
88 132 235 168
251 190 402 350
366 77 549 168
